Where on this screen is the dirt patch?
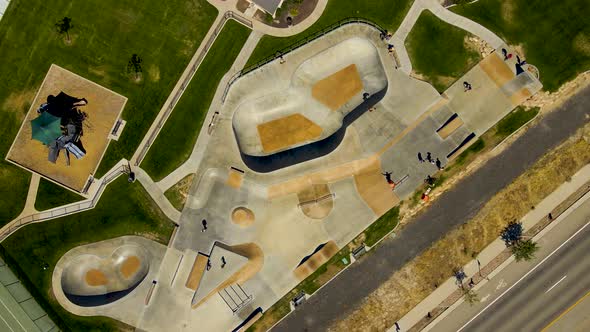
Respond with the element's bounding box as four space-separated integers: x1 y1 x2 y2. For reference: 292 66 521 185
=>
257 113 323 153
120 256 141 278
231 207 255 227
574 33 590 56
6 64 127 191
2 89 36 122
329 126 590 332
294 241 339 281
312 64 363 111
85 269 108 286
501 1 516 22
165 173 195 211
147 64 161 82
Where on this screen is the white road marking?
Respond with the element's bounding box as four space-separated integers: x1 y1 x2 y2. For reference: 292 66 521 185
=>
456 219 590 332
495 279 507 291
480 294 491 302
545 275 567 294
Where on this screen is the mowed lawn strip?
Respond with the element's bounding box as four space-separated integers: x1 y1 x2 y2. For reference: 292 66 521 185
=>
405 10 481 92
0 0 217 223
2 176 175 331
451 0 590 92
142 20 251 181
35 178 85 211
245 0 414 67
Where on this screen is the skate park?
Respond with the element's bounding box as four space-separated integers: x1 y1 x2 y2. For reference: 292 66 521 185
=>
47 5 543 332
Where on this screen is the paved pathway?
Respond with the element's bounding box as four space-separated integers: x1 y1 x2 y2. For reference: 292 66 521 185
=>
207 0 328 37
157 30 263 191
272 85 590 331
18 173 40 217
391 0 504 75
135 167 181 223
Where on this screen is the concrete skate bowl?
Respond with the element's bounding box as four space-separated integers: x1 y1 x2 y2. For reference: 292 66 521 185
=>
60 245 150 307
233 37 388 172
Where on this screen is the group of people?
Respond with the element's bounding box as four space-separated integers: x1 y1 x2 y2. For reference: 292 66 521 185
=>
417 151 444 170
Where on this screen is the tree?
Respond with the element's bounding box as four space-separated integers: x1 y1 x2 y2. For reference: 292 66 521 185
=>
512 239 539 262
500 221 523 247
462 288 479 305
55 17 73 43
127 54 143 80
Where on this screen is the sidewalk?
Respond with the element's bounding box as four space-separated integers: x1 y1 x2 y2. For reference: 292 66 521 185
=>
391 163 590 331
391 0 503 75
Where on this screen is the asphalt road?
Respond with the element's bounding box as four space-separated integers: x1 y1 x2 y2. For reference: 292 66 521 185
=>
431 192 590 332
274 86 590 332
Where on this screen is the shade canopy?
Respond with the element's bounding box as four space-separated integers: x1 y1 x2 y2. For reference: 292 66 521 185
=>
31 112 62 145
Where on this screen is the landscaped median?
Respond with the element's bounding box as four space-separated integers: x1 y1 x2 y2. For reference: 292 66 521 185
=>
141 20 252 181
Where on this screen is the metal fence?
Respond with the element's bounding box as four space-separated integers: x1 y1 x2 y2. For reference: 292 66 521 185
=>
0 165 128 242
221 17 384 103
241 17 385 76
135 11 253 166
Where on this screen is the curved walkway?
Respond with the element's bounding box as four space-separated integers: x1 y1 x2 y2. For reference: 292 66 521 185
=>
391 0 504 74
207 0 328 37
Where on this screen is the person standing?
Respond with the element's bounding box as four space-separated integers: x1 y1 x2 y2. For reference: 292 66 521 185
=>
418 152 424 163
426 152 432 163
435 158 444 170
201 219 207 232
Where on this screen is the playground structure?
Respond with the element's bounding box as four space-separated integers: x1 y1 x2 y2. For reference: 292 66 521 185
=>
6 64 127 193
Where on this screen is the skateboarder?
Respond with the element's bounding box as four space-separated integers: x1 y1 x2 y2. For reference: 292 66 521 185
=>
418 152 424 163
426 152 433 163
382 171 393 184
221 256 227 268
435 158 444 170
463 81 472 92
201 219 207 232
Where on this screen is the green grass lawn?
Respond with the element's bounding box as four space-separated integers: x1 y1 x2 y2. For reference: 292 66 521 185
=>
364 206 400 246
451 0 590 92
245 0 414 68
35 178 84 211
141 20 251 181
1 176 175 331
406 10 481 92
0 0 217 223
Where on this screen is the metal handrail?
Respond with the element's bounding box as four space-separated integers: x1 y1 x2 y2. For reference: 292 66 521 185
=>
0 165 128 242
241 17 385 75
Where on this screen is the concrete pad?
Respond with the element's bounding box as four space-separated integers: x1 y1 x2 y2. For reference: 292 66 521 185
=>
257 113 323 154
293 241 339 281
232 37 387 156
478 52 514 87
353 157 400 216
6 64 127 192
232 207 256 227
312 64 363 110
185 253 209 291
227 169 244 189
436 115 464 139
192 244 249 308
